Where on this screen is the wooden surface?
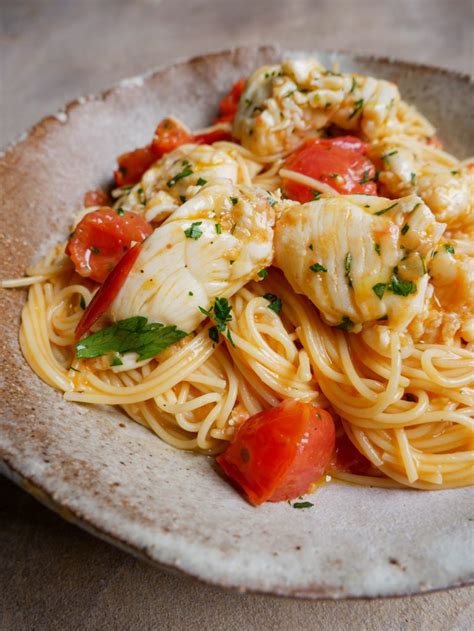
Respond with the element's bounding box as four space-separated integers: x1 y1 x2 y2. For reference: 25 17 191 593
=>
1 1 473 629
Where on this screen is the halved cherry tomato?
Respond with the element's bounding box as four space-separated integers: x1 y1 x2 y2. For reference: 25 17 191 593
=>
193 128 232 144
331 431 373 476
282 136 377 202
75 243 142 340
217 400 335 505
66 207 153 283
214 79 245 124
84 190 109 208
151 117 193 157
114 145 157 187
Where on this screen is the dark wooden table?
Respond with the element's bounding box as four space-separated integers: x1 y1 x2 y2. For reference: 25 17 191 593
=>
1 1 473 629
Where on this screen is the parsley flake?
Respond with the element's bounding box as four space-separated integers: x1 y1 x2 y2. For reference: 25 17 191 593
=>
375 202 398 216
444 244 455 254
410 172 417 185
167 167 193 188
292 501 314 509
388 272 416 296
184 222 203 240
90 246 100 255
230 196 238 206
336 316 354 331
257 269 268 279
309 263 327 273
116 207 125 216
348 98 364 119
79 296 86 310
196 177 207 186
312 191 322 200
401 223 410 235
263 293 282 314
374 243 381 256
215 223 222 234
381 150 398 164
199 297 235 347
372 283 386 300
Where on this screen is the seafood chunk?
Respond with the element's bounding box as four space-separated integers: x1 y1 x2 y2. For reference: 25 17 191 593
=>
110 182 275 332
274 194 445 331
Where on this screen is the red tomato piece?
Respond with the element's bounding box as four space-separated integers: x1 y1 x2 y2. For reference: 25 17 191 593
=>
193 128 233 144
75 243 142 340
214 79 245 123
84 190 109 208
66 207 153 284
217 400 335 505
282 136 378 202
151 117 193 157
114 145 157 187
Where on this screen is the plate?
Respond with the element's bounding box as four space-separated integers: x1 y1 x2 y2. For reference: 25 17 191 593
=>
0 46 473 599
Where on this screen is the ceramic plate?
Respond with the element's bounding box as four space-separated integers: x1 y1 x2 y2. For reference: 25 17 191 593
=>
0 46 473 599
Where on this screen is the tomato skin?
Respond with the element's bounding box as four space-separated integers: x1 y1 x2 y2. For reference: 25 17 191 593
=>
151 117 193 156
282 136 377 202
193 128 232 144
84 190 109 208
214 79 245 123
75 243 142 340
114 146 157 187
217 400 335 505
331 431 373 476
66 207 153 284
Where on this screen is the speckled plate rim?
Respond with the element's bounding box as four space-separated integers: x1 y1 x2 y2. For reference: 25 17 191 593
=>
0 46 473 601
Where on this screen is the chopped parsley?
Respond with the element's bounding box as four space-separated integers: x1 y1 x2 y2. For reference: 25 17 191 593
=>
309 262 327 273
372 283 386 300
196 177 207 186
344 252 353 287
350 76 357 93
184 222 203 240
111 356 123 367
309 243 314 251
374 243 381 256
388 272 416 296
312 191 322 200
348 98 364 119
336 316 354 331
90 246 100 255
199 297 235 346
451 170 460 176
444 244 455 254
215 223 222 234
167 167 193 188
257 268 268 279
79 296 86 310
410 202 422 213
410 172 417 185
75 317 188 360
116 207 125 216
188 291 194 296
381 150 398 164
359 170 370 184
263 293 282 314
284 90 295 98
179 195 187 203
230 196 238 206
291 501 314 509
401 223 410 235
375 201 398 216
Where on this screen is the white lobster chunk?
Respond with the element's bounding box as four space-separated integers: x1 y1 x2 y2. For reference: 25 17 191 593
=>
110 182 275 332
233 59 408 156
274 194 445 331
113 143 260 223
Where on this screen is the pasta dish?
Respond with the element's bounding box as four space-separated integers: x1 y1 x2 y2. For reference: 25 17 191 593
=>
3 57 473 505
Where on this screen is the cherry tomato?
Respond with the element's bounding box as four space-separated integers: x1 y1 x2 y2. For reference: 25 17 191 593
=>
214 79 245 123
151 117 193 157
66 207 153 284
84 190 109 208
114 145 157 187
75 243 142 340
193 128 232 144
217 400 335 505
282 136 377 202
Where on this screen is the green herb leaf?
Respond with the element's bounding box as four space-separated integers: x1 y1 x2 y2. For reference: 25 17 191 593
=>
76 316 188 361
263 293 282 314
188 291 194 296
215 223 222 234
196 177 207 186
450 170 460 176
336 316 354 331
179 195 187 203
374 243 381 256
90 246 100 255
312 191 322 200
230 197 238 206
388 274 416 297
401 223 410 235
372 283 386 300
375 202 398 216
309 263 327 273
292 501 314 509
257 268 268 278
167 167 193 188
79 296 86 310
309 243 314 251
344 252 352 274
199 297 235 347
348 98 364 119
184 221 203 240
111 356 123 367
116 207 125 216
208 326 219 344
410 172 416 185
444 244 455 254
350 76 357 93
